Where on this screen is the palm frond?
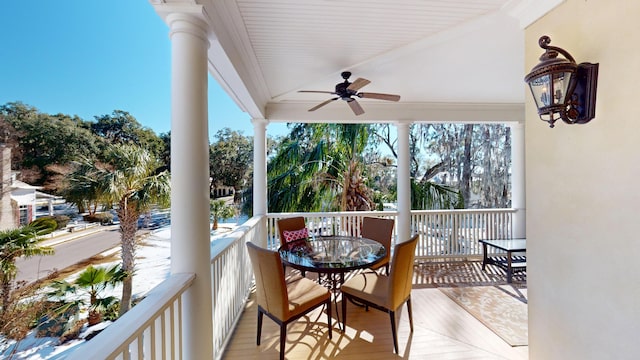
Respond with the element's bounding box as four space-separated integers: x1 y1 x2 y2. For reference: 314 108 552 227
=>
411 180 464 210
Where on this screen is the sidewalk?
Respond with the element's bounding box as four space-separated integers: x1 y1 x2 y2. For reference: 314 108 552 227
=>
39 224 117 247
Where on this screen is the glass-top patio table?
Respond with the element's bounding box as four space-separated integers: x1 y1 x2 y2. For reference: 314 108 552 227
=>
278 235 386 278
479 238 527 283
279 235 386 329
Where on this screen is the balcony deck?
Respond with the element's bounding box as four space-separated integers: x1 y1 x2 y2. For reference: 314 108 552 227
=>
223 261 528 360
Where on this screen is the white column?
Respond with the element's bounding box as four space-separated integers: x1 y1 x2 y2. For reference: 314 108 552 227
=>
166 11 213 360
510 122 526 238
396 122 412 242
252 118 268 247
252 118 268 217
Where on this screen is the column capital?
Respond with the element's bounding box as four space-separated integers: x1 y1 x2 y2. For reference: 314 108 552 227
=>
508 122 525 130
394 121 413 130
250 118 269 127
153 3 210 43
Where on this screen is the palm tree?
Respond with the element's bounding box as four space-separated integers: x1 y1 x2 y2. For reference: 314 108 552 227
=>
0 226 54 315
48 265 124 326
62 159 104 215
412 179 464 210
210 199 235 230
65 144 170 315
269 123 464 213
268 123 375 212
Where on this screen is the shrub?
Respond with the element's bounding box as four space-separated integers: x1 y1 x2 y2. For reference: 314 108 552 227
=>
102 301 120 322
52 215 71 229
35 302 80 338
58 318 86 344
0 292 49 341
33 215 71 230
83 212 114 225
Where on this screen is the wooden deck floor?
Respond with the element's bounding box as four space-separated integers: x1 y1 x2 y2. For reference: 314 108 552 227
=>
222 261 528 360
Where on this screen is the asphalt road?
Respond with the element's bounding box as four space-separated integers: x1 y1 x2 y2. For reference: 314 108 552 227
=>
15 228 121 284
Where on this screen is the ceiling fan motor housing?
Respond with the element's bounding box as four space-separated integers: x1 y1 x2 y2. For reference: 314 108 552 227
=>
299 71 400 115
335 82 356 100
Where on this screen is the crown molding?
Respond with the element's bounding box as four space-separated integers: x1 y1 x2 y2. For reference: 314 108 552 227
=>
502 0 566 29
266 101 524 124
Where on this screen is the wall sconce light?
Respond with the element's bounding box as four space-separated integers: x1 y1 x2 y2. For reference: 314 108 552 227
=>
525 35 599 128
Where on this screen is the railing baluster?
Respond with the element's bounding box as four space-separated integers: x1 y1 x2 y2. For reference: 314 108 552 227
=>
150 317 157 359
261 209 515 260
160 311 167 360
136 334 143 359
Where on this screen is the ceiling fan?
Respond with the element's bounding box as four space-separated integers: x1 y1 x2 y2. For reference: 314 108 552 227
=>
298 71 401 116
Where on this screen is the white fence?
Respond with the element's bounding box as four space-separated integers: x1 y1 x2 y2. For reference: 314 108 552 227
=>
268 209 514 259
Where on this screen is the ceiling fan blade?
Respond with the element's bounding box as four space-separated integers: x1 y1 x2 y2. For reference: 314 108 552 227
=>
347 77 371 91
347 99 365 116
358 92 401 102
298 90 335 94
308 98 338 112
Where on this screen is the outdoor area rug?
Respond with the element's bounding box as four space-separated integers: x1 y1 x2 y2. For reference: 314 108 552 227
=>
439 285 528 346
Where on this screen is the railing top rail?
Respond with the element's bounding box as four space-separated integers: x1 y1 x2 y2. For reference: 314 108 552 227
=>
211 215 262 261
266 209 515 218
65 273 195 360
410 208 516 214
266 210 398 218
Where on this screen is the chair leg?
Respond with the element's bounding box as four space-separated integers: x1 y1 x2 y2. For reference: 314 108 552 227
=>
257 309 263 345
407 297 414 332
341 294 347 332
280 323 286 360
389 310 398 354
326 297 333 339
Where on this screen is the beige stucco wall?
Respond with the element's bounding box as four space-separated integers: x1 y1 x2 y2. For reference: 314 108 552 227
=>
525 1 640 359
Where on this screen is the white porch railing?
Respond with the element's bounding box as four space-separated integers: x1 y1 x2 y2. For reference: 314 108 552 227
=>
268 209 514 259
266 211 398 249
210 216 258 359
411 209 514 259
64 217 260 360
65 209 514 359
65 273 195 360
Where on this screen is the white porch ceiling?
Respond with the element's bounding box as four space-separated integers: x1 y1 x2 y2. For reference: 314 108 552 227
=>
154 0 563 123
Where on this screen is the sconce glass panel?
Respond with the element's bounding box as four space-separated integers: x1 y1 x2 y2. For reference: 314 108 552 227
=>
529 74 551 108
552 72 572 105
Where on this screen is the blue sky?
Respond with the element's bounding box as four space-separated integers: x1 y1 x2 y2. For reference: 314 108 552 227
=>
0 1 288 139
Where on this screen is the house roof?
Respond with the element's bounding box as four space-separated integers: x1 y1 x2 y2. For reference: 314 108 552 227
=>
153 0 564 124
35 191 60 199
10 180 41 190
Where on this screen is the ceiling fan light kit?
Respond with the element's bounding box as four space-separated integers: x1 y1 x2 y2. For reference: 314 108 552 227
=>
299 71 401 115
